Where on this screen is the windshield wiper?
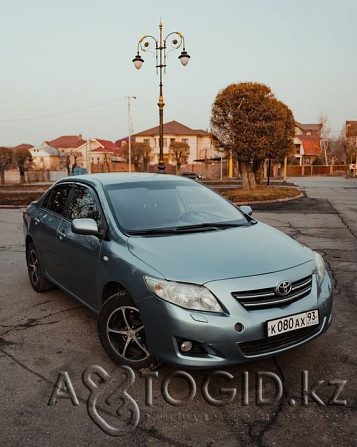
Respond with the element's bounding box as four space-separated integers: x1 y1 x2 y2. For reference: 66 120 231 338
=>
127 222 245 236
126 228 178 236
175 222 243 231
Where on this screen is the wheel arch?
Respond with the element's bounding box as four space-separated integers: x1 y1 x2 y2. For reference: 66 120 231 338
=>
25 235 34 252
101 281 131 305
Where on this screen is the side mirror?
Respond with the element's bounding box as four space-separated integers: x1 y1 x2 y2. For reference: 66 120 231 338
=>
71 218 99 236
239 205 253 216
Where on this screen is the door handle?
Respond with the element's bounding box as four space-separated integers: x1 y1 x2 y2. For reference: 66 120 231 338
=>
57 230 66 240
34 217 40 225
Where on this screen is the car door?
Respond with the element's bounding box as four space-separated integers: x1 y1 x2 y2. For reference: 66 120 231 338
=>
55 183 106 309
32 183 73 280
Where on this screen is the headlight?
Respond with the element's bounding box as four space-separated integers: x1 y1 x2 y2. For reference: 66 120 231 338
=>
145 276 223 313
314 252 326 285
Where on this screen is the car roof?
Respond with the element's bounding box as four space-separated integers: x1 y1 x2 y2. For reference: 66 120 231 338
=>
57 172 192 187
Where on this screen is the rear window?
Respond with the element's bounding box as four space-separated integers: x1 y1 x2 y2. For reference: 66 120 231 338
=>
42 184 72 216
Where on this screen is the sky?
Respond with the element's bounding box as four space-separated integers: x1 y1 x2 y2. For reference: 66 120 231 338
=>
0 0 356 146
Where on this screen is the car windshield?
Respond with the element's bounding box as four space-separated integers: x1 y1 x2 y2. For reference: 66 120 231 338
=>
105 179 249 234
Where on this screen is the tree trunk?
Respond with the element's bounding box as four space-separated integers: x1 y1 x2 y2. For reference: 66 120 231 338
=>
238 159 256 189
323 144 328 165
0 170 5 185
253 159 265 185
66 157 71 176
19 166 25 183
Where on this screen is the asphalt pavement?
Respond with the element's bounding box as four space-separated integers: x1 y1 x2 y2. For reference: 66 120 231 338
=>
0 176 356 446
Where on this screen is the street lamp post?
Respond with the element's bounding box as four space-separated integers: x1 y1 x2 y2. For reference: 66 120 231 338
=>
126 96 136 173
133 21 190 173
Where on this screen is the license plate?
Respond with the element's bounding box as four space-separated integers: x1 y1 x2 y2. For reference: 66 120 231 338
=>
267 310 319 337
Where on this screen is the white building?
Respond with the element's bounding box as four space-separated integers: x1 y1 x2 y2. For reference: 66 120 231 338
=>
30 145 66 170
124 120 216 166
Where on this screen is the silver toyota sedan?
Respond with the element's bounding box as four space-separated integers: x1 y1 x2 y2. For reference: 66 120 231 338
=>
23 173 333 370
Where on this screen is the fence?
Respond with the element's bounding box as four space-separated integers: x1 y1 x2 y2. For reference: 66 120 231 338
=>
2 163 348 184
286 165 349 176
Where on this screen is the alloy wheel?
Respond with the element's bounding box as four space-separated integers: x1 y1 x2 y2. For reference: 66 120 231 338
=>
106 306 150 363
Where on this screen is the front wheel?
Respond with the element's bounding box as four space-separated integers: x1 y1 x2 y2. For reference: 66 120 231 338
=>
98 293 158 370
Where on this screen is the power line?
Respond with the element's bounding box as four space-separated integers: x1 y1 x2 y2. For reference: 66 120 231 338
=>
0 97 126 123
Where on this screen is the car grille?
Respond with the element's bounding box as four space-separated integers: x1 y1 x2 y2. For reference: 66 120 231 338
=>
239 324 320 356
232 275 312 310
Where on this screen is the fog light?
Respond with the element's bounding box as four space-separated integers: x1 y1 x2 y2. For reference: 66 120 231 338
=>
180 341 193 352
235 322 244 333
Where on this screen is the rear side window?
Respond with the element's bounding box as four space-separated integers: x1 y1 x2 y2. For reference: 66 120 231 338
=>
43 184 72 216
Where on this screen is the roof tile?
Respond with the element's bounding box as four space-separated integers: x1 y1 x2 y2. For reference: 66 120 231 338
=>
134 120 210 137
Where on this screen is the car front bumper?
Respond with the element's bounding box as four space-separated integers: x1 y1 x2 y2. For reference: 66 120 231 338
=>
139 265 333 368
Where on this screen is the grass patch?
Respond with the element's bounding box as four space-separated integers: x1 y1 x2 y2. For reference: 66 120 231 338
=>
217 186 301 203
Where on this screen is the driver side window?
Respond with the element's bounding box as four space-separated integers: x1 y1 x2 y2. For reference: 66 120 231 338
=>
68 187 100 222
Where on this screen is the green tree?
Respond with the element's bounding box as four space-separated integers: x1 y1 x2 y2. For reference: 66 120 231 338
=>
210 82 295 188
121 142 152 171
169 141 190 172
0 147 13 184
13 147 32 183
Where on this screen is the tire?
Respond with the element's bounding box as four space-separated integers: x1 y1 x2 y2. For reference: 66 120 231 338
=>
98 293 158 370
26 242 53 292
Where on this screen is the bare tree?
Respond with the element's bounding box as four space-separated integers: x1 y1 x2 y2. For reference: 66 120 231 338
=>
13 147 32 183
121 142 152 171
142 144 153 172
331 127 350 165
319 115 332 165
169 141 190 172
0 147 13 184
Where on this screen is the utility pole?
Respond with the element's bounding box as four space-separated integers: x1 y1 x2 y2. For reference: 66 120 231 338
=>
126 96 136 173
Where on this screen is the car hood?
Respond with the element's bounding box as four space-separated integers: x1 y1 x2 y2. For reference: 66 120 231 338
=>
127 222 314 284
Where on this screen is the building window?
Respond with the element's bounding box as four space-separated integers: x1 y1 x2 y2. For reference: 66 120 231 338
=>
170 138 175 145
144 139 150 145
182 138 188 144
163 138 167 147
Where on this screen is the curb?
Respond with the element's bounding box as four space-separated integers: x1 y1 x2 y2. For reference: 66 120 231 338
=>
233 192 304 206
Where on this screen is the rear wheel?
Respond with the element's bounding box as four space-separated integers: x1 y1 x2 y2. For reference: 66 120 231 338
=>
98 293 158 370
26 242 53 292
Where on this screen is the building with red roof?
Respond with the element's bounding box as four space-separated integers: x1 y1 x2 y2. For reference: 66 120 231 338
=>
117 120 217 166
11 143 34 151
295 122 322 137
43 135 86 149
77 138 122 172
294 134 321 165
42 134 87 173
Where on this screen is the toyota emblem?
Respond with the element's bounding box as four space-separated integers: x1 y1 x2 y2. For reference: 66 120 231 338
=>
276 281 292 296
